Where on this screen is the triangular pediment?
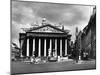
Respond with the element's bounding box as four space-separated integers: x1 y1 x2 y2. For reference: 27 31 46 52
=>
28 24 67 33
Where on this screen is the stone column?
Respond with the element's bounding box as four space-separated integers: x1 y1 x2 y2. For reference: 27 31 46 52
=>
55 39 57 56
27 38 29 56
44 39 46 57
65 39 67 56
38 38 41 57
33 38 35 56
79 35 82 60
20 40 24 57
48 39 52 57
60 39 62 57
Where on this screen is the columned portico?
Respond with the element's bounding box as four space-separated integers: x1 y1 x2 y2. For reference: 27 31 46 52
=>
19 24 71 58
25 38 69 57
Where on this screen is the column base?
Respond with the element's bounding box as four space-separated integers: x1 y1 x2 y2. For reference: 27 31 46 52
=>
79 56 81 60
20 55 24 58
43 56 47 58
65 57 68 59
37 56 41 58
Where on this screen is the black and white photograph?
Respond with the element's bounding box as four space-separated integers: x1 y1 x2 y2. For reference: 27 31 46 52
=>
11 0 96 74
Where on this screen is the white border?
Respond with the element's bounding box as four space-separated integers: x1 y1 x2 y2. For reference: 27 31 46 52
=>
0 0 100 75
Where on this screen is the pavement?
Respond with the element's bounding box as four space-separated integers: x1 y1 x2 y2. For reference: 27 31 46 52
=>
11 59 96 74
76 60 96 64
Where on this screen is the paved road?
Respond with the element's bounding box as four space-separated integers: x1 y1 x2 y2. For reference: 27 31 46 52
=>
11 61 96 74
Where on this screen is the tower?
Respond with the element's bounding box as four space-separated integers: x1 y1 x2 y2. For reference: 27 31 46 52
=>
75 27 78 38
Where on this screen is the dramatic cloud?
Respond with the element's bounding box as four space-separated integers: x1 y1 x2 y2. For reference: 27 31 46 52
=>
11 1 94 46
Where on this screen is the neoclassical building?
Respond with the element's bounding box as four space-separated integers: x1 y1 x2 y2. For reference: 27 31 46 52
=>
19 19 71 58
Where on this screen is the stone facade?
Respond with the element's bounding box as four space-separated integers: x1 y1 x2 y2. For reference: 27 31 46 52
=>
19 24 71 58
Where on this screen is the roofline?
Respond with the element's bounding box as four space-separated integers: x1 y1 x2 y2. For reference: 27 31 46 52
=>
27 24 69 33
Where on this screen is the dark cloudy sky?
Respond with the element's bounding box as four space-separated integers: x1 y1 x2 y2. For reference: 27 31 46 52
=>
12 0 94 46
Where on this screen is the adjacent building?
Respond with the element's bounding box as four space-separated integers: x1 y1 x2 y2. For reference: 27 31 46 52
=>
11 43 20 60
77 7 96 59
